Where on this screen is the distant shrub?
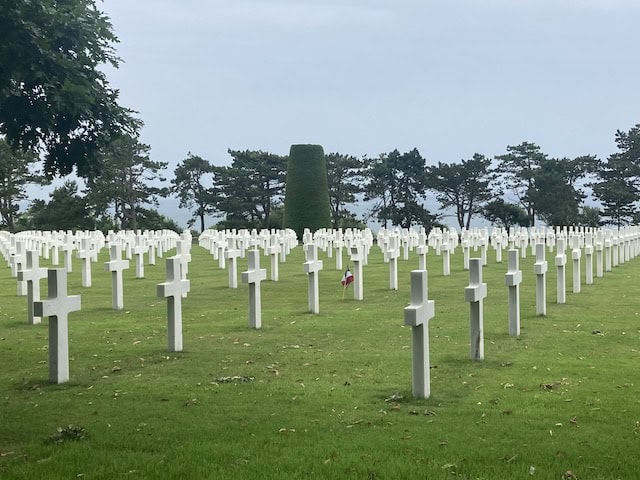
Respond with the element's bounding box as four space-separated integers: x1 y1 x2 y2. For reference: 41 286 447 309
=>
283 144 331 240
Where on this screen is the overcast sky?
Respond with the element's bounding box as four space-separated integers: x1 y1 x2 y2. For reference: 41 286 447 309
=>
97 0 640 228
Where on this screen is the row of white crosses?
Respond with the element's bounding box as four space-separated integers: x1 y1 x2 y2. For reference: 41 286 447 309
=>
1 229 183 384
402 223 640 398
6 225 640 388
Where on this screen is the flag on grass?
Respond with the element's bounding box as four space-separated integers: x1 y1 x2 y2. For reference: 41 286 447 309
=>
341 268 354 287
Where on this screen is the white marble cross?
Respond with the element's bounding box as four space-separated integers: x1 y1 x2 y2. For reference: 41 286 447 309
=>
387 235 399 290
604 236 612 272
555 237 567 304
464 258 487 361
33 269 81 384
157 256 191 352
175 239 192 298
442 233 451 276
133 236 147 279
595 232 604 278
303 244 323 314
504 249 522 336
416 244 428 270
404 269 435 399
571 235 581 294
584 232 594 285
11 240 27 296
17 250 47 325
225 238 241 289
104 243 129 310
268 235 280 281
533 243 548 316
349 245 364 300
335 239 344 271
77 238 93 287
241 249 267 329
61 235 75 273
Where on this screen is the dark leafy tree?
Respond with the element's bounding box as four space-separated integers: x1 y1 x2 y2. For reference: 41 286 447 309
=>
325 152 364 228
86 133 168 230
483 199 529 228
218 150 286 229
0 0 137 176
25 180 94 231
362 154 394 228
283 144 331 238
495 142 547 226
425 153 496 229
364 149 434 229
529 156 596 227
134 207 180 232
592 124 640 227
577 206 601 227
0 139 47 231
171 153 219 232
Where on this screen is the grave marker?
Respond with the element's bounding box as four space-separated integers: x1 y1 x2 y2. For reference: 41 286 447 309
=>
350 245 364 300
77 238 93 287
303 244 323 313
225 238 241 289
533 243 548 316
571 235 581 293
104 244 129 310
241 249 267 329
388 235 399 290
555 237 567 304
33 269 81 384
465 258 487 361
404 270 435 399
157 256 190 352
17 250 47 325
504 249 522 336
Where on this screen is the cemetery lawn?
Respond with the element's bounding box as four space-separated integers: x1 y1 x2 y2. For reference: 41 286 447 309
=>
1 244 639 480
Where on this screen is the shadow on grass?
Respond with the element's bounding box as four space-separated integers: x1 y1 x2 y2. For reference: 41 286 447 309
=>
14 378 88 391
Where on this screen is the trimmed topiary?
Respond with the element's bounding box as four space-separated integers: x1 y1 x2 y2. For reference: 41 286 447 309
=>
283 144 331 240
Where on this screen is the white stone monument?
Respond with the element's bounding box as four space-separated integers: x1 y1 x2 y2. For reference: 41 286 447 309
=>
387 235 399 290
404 270 435 399
157 256 191 352
104 243 129 310
77 238 93 287
303 244 323 314
349 245 364 301
584 232 594 285
17 250 47 325
464 258 487 361
33 269 81 384
225 238 241 289
241 249 267 329
133 236 146 279
504 249 522 337
533 243 548 316
555 237 567 304
571 235 581 294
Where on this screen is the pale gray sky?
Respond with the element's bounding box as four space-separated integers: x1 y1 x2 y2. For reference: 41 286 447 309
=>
97 0 640 228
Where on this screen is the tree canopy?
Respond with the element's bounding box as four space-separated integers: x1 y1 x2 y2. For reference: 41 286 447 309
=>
426 154 496 229
0 139 46 231
0 0 136 177
172 153 218 232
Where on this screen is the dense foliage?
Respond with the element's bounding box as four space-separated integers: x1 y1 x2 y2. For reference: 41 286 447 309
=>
0 0 137 176
283 144 331 239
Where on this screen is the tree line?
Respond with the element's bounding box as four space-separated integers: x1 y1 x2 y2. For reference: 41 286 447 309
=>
1 123 639 233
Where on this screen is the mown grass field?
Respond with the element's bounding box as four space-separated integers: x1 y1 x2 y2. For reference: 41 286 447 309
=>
1 240 639 479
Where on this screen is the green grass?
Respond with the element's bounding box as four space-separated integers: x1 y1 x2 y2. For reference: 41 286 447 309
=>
1 242 639 479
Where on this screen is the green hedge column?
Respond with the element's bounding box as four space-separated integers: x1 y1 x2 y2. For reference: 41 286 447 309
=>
283 144 331 240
